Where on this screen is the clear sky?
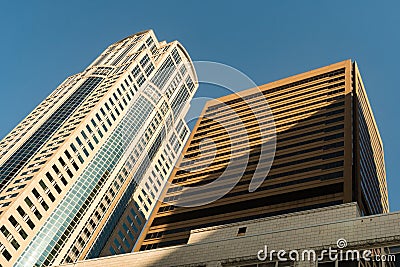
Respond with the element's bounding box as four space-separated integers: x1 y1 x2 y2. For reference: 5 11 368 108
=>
0 1 398 211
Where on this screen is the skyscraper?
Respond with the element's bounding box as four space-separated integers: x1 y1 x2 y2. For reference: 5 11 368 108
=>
0 29 198 267
136 60 388 251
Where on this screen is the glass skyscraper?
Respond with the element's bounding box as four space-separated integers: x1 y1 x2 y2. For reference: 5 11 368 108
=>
0 30 198 267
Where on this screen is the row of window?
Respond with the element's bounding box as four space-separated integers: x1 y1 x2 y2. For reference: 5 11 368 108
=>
198 76 345 132
206 68 345 112
168 138 344 196
104 120 189 258
100 37 144 66
65 95 159 262
357 79 387 214
186 100 345 159
105 205 145 256
0 74 82 159
173 129 344 186
180 122 343 175
196 83 345 135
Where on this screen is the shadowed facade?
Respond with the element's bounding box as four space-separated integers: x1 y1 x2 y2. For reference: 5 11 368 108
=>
136 60 388 251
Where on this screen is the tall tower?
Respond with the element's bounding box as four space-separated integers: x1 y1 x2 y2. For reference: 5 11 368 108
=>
0 30 198 267
136 60 388 251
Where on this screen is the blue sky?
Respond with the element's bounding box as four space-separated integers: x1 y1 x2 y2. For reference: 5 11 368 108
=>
0 1 398 211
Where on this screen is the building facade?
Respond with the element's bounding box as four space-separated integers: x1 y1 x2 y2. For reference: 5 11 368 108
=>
0 30 198 267
136 60 388 252
56 202 400 267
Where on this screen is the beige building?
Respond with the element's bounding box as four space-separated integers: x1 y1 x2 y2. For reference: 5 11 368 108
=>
137 60 388 252
0 30 198 267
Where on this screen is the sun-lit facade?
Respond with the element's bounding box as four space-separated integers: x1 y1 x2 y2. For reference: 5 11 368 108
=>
52 61 394 267
136 60 388 251
0 29 198 267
